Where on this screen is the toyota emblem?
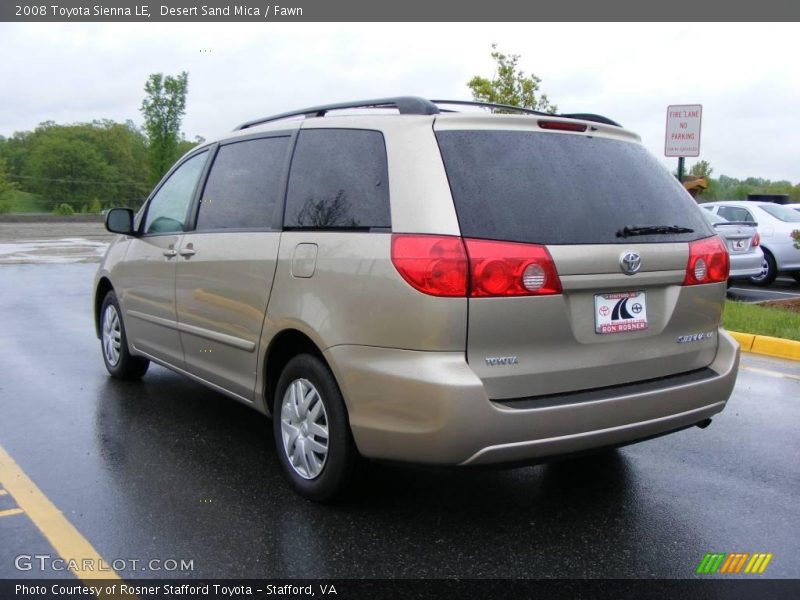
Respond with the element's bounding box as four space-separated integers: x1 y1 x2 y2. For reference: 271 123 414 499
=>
620 251 642 275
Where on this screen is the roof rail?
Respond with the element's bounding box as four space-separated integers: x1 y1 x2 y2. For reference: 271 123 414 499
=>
233 96 440 131
431 99 621 127
430 99 551 116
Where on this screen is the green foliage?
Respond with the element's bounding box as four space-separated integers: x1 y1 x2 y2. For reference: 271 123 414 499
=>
0 157 18 213
52 203 75 216
467 44 557 113
723 301 800 342
689 160 713 178
4 190 48 213
89 198 103 213
141 71 189 185
690 165 800 203
0 121 151 212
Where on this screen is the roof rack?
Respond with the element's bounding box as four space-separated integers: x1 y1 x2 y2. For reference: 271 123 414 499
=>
432 100 621 127
430 99 551 117
234 96 621 131
234 96 440 130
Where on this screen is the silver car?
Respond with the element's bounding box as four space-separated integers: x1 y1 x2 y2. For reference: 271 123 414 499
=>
703 201 800 285
94 97 739 500
700 209 763 280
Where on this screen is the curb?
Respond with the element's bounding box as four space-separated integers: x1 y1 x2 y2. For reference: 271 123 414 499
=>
728 330 800 362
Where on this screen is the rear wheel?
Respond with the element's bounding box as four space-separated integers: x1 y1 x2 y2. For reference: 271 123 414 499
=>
273 354 357 501
748 251 777 287
100 291 150 379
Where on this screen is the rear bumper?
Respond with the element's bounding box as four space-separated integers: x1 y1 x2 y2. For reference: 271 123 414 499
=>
728 250 764 279
325 329 739 466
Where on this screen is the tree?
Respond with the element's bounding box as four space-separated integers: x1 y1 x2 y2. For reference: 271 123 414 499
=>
467 44 557 113
0 157 18 214
25 134 114 209
689 160 713 178
140 71 189 185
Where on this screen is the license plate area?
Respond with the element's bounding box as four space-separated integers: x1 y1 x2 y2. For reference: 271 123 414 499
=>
594 291 648 334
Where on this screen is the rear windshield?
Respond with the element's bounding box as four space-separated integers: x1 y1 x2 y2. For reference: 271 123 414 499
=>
435 130 713 245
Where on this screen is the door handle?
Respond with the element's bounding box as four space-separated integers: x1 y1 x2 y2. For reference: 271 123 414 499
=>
179 246 196 257
163 249 177 258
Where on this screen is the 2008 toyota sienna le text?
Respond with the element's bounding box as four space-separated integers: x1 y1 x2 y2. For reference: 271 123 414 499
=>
94 97 739 500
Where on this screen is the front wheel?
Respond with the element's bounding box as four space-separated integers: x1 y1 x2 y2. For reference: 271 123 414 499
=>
100 291 150 379
748 251 777 287
273 354 357 502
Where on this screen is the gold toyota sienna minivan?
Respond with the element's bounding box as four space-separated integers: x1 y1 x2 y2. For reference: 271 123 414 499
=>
95 97 739 500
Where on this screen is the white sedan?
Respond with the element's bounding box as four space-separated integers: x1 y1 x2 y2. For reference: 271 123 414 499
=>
702 201 800 285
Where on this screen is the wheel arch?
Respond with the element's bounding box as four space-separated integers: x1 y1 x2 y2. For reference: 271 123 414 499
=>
263 328 330 417
94 277 114 339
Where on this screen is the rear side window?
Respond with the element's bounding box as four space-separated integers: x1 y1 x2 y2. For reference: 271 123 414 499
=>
759 204 800 222
435 130 713 245
196 136 290 230
284 129 390 229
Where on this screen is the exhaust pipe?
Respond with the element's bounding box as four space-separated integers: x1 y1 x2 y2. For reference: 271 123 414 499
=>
696 418 713 429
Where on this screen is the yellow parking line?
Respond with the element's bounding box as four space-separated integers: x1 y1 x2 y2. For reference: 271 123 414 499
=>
0 507 24 518
0 444 120 581
740 365 800 382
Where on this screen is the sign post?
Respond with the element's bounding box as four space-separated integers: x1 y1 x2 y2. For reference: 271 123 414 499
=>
665 104 702 182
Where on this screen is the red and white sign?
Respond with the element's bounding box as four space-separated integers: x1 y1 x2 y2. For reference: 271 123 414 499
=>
665 104 702 157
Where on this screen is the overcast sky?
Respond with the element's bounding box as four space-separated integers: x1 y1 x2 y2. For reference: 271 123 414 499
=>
1 22 798 182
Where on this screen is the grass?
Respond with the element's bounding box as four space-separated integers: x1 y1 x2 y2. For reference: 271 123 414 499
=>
6 190 49 213
723 300 800 341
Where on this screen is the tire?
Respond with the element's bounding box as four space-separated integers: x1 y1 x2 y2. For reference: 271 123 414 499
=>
273 354 357 502
748 250 777 287
100 291 150 379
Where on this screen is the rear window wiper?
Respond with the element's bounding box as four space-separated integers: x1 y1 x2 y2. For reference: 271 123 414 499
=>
616 225 695 238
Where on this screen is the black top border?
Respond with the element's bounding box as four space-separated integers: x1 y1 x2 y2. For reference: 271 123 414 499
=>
3 0 799 22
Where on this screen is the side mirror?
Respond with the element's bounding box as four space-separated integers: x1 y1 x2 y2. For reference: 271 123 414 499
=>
105 208 135 235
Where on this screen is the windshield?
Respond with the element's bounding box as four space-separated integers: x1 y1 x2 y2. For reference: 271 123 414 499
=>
760 204 800 222
435 130 713 245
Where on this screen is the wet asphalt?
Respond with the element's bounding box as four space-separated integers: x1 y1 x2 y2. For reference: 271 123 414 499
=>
727 275 800 302
0 263 798 580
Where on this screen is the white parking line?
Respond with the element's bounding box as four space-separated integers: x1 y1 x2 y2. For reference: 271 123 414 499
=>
740 365 800 382
728 288 800 297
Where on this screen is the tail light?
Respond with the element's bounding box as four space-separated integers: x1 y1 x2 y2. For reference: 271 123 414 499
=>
683 236 729 285
464 239 561 296
391 235 468 297
391 234 561 297
752 232 760 247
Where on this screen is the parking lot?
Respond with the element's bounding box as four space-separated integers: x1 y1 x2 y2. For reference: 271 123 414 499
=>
0 259 798 582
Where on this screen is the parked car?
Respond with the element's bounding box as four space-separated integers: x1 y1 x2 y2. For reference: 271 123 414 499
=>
702 201 800 285
699 210 763 281
94 97 739 500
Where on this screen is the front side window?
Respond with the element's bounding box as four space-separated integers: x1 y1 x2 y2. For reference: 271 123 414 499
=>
143 151 208 234
196 136 290 230
284 129 390 230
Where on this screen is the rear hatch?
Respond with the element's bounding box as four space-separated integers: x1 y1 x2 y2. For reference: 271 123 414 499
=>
434 116 725 400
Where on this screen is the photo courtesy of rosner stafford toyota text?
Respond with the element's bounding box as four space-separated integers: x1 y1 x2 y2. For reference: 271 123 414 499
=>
0 2 799 599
